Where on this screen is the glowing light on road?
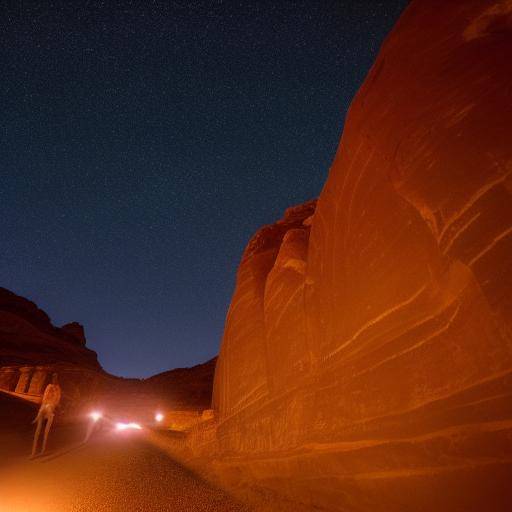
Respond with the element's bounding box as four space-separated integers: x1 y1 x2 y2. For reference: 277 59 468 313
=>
115 422 142 431
155 413 164 422
90 411 102 422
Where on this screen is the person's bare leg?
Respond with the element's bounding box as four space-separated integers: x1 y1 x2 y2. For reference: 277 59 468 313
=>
41 413 54 455
31 417 43 458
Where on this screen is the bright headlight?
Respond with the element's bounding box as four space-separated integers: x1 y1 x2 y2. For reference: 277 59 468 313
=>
89 411 102 422
115 422 142 431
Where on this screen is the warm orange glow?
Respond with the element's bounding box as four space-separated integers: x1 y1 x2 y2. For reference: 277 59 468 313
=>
115 422 142 431
89 411 102 422
155 412 164 422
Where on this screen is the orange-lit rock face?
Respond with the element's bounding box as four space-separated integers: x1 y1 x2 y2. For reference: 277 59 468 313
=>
213 200 316 415
210 1 512 510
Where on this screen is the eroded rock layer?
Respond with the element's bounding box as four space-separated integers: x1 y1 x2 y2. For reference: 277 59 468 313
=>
206 1 512 510
214 200 316 415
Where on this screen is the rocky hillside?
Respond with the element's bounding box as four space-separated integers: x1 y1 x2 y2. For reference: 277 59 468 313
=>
0 287 100 368
144 357 216 410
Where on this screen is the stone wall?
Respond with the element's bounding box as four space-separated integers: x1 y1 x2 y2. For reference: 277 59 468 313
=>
185 1 512 510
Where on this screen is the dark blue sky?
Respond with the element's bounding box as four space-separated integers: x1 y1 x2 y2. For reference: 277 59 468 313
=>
1 1 408 377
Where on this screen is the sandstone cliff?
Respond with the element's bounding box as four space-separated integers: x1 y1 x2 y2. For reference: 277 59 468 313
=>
214 200 316 414
199 1 512 510
0 287 100 368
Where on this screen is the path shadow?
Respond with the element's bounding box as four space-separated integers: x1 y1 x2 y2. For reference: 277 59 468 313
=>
0 394 90 468
38 441 87 463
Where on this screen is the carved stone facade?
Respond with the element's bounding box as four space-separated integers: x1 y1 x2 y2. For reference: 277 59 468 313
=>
14 366 34 394
0 364 104 415
0 366 18 392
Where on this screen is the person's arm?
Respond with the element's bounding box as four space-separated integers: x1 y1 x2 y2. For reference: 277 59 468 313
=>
32 386 49 423
32 408 41 423
55 386 62 407
35 385 52 412
41 384 52 404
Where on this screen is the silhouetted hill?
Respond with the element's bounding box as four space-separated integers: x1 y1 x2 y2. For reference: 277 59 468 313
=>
0 287 100 368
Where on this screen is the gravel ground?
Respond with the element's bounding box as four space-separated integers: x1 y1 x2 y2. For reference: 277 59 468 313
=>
0 427 251 512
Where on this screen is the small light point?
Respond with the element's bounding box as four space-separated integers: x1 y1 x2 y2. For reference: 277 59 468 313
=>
90 411 102 422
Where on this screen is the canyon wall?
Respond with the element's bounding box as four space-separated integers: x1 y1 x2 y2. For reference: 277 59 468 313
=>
193 1 512 510
0 287 100 369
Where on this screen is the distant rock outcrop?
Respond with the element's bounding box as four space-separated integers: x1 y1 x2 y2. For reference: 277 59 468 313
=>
91 358 217 429
0 287 100 368
60 322 87 347
189 1 512 510
144 357 216 411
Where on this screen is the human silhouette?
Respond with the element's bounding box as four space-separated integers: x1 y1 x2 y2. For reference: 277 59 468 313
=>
31 373 62 457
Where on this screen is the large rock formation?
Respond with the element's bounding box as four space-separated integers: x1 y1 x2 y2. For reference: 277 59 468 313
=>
0 287 99 368
60 322 87 347
214 200 316 415
191 1 512 510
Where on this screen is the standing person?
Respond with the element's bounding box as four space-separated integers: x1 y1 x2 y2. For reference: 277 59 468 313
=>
31 373 62 458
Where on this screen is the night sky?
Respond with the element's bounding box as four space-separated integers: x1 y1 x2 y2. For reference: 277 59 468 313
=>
1 1 408 378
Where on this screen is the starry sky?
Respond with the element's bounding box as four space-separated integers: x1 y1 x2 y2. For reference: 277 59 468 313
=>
1 1 408 378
